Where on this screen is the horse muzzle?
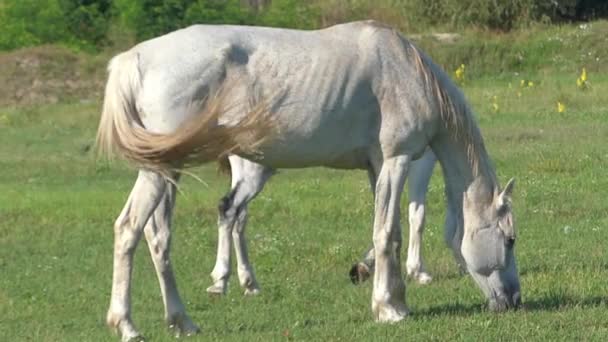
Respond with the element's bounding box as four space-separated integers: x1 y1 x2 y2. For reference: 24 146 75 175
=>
488 289 521 312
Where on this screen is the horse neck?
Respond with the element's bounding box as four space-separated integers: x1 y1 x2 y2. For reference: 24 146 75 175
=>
431 133 497 226
413 47 497 223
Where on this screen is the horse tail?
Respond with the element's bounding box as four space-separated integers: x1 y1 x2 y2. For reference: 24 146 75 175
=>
95 51 274 172
95 51 142 164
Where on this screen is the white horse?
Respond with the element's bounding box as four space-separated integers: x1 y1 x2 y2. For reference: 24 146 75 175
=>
96 21 521 341
207 149 447 298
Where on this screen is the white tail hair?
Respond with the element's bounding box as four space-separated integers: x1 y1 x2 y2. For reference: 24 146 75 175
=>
95 51 275 173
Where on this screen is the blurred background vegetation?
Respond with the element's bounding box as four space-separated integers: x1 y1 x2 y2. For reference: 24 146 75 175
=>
1 0 607 107
1 0 607 51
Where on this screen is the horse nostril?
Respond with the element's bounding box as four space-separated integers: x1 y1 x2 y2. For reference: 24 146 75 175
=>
506 237 516 248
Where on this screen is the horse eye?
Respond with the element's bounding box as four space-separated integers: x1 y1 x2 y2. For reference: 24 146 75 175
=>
497 204 509 217
506 236 516 249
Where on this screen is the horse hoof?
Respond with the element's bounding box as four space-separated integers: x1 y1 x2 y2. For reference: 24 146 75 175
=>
244 287 260 296
107 312 144 342
406 264 433 285
168 313 201 338
410 271 432 285
373 303 409 323
206 283 226 296
349 263 371 284
125 334 145 342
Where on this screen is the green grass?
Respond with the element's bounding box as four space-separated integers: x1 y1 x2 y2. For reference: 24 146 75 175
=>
413 20 608 78
2 45 608 341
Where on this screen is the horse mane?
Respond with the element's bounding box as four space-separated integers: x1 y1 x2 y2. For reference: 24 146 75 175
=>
400 35 494 182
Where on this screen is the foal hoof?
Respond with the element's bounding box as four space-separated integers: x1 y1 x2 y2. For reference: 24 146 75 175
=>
349 263 371 284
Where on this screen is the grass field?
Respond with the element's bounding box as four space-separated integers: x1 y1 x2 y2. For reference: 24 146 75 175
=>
2 37 608 341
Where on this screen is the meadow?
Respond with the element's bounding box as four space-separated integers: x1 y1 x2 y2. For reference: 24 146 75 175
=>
1 24 608 341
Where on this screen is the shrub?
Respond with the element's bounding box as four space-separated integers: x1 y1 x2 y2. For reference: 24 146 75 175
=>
59 0 112 47
114 0 254 41
0 0 111 50
0 0 68 50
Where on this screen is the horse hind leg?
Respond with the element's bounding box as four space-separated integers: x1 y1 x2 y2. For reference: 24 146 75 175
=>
207 156 272 296
107 170 167 341
405 150 436 284
232 205 260 296
142 173 199 337
349 166 378 284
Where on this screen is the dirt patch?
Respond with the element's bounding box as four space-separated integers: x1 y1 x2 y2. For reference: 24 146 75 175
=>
410 33 461 44
0 46 109 107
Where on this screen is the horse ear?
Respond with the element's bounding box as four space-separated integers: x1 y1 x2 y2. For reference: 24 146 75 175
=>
496 178 515 212
500 178 515 199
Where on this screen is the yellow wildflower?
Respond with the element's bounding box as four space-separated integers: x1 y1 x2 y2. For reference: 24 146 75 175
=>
581 68 587 82
577 68 588 89
454 64 466 85
557 101 566 113
491 95 499 113
520 79 536 88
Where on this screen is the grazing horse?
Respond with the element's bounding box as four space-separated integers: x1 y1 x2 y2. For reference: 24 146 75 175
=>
96 21 521 341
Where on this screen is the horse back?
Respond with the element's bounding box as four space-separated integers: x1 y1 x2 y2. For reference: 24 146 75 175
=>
130 22 435 168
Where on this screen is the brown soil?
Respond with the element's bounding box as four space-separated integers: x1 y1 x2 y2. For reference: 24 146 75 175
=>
0 45 109 107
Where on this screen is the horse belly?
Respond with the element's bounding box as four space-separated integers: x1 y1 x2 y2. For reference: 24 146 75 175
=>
244 108 377 169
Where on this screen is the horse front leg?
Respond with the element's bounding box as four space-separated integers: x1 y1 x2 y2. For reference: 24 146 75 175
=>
371 155 410 322
443 193 467 274
107 170 166 341
351 153 436 285
405 150 436 284
142 174 199 337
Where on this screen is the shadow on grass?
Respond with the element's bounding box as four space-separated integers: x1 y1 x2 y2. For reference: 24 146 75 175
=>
415 302 484 317
523 294 608 312
519 258 608 276
415 294 608 318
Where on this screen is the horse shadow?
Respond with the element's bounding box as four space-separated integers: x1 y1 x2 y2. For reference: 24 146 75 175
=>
413 261 608 317
414 294 608 318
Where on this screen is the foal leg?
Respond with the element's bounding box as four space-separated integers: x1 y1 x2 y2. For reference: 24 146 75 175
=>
107 170 166 341
371 155 410 322
405 150 436 284
142 174 199 336
207 156 273 295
